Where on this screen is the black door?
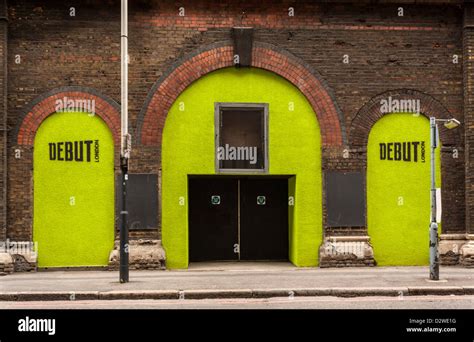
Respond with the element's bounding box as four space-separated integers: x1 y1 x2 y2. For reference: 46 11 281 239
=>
189 178 239 261
240 179 289 260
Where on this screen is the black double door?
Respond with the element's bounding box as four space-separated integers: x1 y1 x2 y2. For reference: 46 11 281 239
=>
189 178 288 262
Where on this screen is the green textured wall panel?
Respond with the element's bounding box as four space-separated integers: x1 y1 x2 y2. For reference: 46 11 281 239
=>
162 68 322 268
33 111 115 267
368 113 441 266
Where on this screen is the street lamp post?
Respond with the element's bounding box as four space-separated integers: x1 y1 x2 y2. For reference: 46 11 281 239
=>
119 0 130 283
429 117 439 281
429 117 460 281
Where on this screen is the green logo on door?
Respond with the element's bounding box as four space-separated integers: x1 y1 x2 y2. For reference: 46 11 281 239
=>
211 195 221 205
257 196 266 205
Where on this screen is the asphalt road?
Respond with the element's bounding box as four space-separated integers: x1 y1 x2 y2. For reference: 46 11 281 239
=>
1 295 474 309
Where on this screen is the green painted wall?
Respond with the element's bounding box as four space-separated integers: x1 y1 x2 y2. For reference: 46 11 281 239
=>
33 111 115 267
368 113 441 266
162 67 322 268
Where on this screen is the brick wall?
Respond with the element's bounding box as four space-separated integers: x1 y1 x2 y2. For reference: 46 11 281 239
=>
0 0 6 241
4 0 467 241
463 3 474 234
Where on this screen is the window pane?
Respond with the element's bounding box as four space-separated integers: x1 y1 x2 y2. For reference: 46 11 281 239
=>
218 108 265 170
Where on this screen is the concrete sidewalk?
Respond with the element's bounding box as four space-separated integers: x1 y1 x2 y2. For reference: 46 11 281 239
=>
1 263 474 301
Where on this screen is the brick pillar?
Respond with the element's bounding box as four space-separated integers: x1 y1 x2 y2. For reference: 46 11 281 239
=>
0 0 7 241
464 5 474 234
0 0 10 273
461 4 474 266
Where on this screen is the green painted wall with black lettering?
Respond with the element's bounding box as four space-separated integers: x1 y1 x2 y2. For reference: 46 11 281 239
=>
162 67 322 269
368 113 441 266
33 111 115 267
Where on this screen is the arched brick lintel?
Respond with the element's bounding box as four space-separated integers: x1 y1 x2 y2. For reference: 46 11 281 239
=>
15 87 121 146
137 41 346 147
350 89 460 147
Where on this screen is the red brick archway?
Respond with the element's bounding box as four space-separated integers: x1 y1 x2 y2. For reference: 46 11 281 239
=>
349 89 460 147
138 41 345 147
16 87 121 146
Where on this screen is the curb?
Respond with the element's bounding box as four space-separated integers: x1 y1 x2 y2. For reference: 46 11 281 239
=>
407 286 466 296
0 286 471 301
184 289 253 299
0 291 99 301
98 290 179 300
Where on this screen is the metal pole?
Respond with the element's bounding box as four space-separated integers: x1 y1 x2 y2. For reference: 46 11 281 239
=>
429 117 439 280
119 0 130 283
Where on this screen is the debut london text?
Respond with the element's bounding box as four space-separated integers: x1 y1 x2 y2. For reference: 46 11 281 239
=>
379 141 426 163
48 139 100 163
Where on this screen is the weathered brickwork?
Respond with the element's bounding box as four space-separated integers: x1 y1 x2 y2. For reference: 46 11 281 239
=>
138 41 345 147
464 4 474 235
0 0 471 268
0 0 7 241
15 88 121 146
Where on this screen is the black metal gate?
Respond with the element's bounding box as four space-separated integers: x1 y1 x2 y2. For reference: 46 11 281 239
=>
188 177 288 262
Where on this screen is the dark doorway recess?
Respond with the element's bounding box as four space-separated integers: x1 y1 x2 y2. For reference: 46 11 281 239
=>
188 176 289 262
240 179 288 260
189 178 239 262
